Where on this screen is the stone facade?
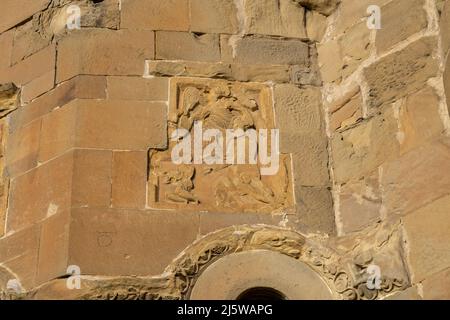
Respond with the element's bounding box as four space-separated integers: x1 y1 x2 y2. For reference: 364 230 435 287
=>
0 0 449 300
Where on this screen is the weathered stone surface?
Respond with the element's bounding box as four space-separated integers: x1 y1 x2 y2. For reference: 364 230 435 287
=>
72 149 112 208
294 186 335 235
111 151 147 209
338 171 381 234
7 152 73 232
0 0 50 34
376 0 428 54
332 108 399 183
221 35 310 66
244 0 307 38
294 0 340 16
36 211 70 285
385 286 422 300
398 86 445 154
329 90 363 132
68 208 200 276
364 37 439 109
57 29 154 83
156 32 220 62
107 76 169 101
10 75 106 133
317 39 343 83
403 194 450 283
440 0 450 55
306 10 327 42
422 267 450 299
381 138 450 215
190 0 238 34
0 30 14 69
445 55 450 115
340 22 371 78
21 69 55 103
11 20 50 65
121 0 189 31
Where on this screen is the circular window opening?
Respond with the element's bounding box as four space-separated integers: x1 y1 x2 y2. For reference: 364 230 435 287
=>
236 287 286 300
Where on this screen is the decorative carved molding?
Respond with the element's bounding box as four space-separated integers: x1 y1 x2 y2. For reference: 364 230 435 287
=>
1 225 408 300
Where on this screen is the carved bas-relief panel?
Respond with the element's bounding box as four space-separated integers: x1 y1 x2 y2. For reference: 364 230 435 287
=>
148 78 294 214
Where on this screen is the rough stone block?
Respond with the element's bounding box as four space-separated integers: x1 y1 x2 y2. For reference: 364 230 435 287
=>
0 30 14 69
422 267 450 299
376 0 428 54
190 0 238 34
57 29 154 83
121 0 189 31
20 69 55 104
112 151 147 209
403 194 450 282
381 138 450 215
0 0 50 34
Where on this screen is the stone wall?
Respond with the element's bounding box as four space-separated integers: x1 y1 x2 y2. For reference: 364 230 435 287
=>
0 0 449 299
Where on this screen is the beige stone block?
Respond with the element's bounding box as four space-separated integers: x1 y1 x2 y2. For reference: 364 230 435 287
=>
0 0 49 34
6 119 41 177
121 0 189 31
338 171 381 234
445 55 450 115
199 212 282 236
244 0 307 38
107 76 168 101
190 0 238 34
306 10 327 42
422 268 450 299
57 29 154 83
0 44 56 86
36 211 70 285
230 64 291 83
317 39 343 83
21 69 55 104
364 37 439 109
7 152 73 232
146 60 232 79
156 32 220 62
403 194 450 282
0 30 14 69
10 76 107 133
376 0 428 54
330 91 363 131
11 20 50 65
440 1 450 56
332 108 399 183
399 86 445 154
293 186 335 235
381 138 450 215
68 208 199 276
75 100 167 150
111 151 147 209
0 247 39 290
222 36 310 66
0 224 40 264
385 286 421 300
38 101 77 163
340 22 371 78
72 149 112 208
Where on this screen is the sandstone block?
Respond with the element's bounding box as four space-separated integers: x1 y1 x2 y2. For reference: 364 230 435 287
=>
295 0 340 16
0 0 50 34
329 90 363 132
398 86 444 154
244 0 307 38
332 108 399 183
294 186 335 235
381 138 450 215
6 119 41 177
340 22 371 78
156 32 220 62
190 0 238 34
68 208 199 276
121 0 189 31
364 37 439 109
306 10 327 42
107 76 169 101
403 194 450 283
440 1 450 55
0 30 14 69
21 69 55 104
376 0 428 54
7 151 73 232
57 29 154 83
36 211 70 285
112 151 147 209
72 149 112 208
444 55 450 115
338 171 381 234
317 39 343 83
422 267 450 300
221 35 310 66
11 20 50 65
